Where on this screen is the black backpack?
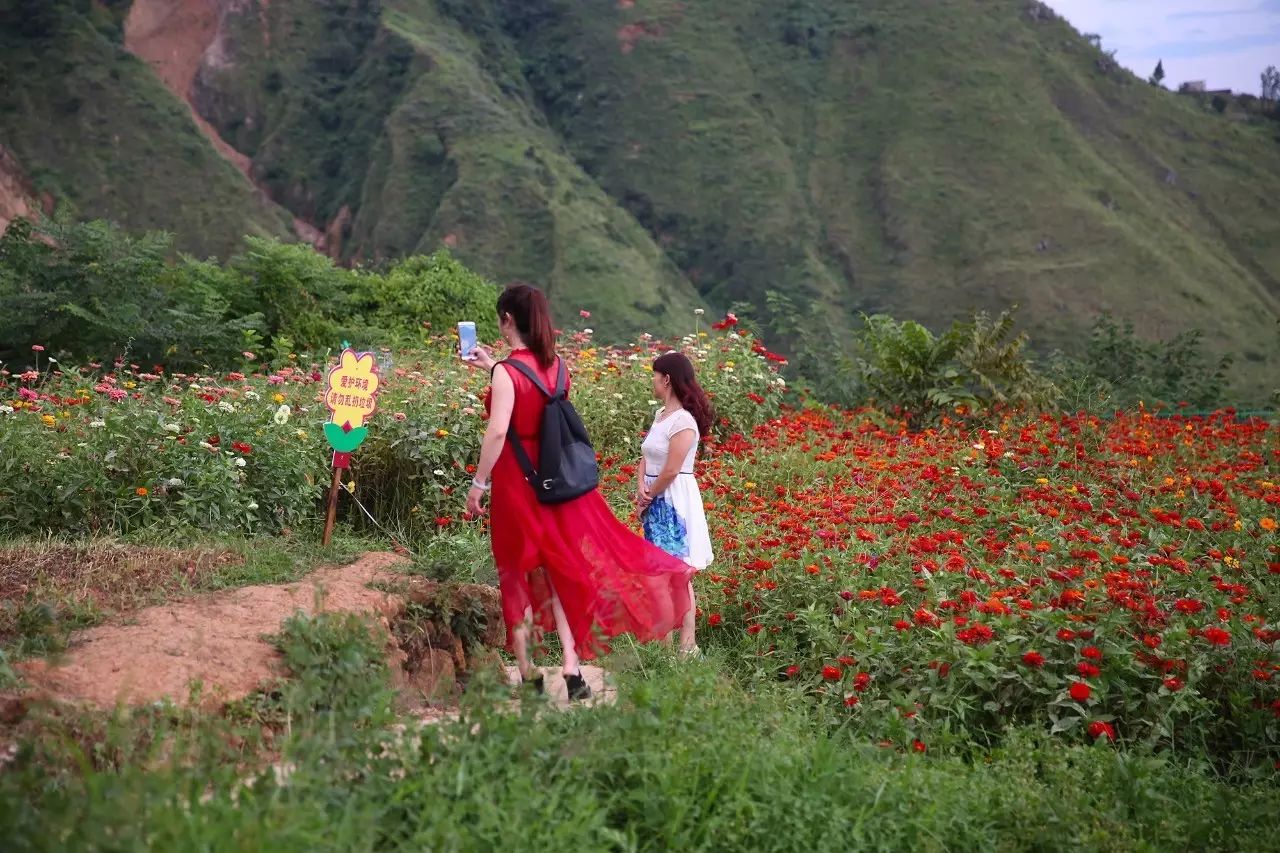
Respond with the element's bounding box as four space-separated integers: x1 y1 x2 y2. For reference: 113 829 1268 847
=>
502 358 599 504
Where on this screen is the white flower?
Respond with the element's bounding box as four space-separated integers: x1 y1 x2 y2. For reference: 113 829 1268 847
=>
247 502 259 510
695 308 705 316
199 441 214 450
613 393 624 400
47 357 57 364
166 478 185 487
244 390 260 401
164 423 181 434
89 419 106 428
0 405 13 415
972 442 985 451
433 469 446 476
218 401 235 413
234 457 247 468
273 404 291 425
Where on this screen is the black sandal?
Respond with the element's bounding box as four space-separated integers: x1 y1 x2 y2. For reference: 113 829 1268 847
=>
564 671 592 701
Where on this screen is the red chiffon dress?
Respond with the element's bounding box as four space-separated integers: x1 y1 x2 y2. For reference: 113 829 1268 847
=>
485 349 693 659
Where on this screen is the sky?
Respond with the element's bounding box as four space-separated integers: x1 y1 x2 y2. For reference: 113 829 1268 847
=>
1048 0 1280 94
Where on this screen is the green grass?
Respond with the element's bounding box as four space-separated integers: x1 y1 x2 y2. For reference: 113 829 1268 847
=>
4 642 1278 851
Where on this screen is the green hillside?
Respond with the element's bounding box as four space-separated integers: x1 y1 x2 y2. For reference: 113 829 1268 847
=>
2 0 1278 378
0 1 292 257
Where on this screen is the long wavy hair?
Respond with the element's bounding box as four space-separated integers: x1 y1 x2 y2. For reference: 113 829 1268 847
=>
653 352 715 437
496 283 556 368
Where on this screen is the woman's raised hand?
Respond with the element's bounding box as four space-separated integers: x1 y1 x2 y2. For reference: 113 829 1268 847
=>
463 345 497 372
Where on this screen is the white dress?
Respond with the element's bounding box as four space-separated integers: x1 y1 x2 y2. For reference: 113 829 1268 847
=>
641 408 714 570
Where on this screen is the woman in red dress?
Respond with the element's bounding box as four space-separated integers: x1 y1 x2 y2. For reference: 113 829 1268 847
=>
465 284 693 700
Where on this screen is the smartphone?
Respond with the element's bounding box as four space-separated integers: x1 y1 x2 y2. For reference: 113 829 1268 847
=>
457 321 478 360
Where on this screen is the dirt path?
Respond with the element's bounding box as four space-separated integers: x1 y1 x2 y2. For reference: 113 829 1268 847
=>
17 553 408 710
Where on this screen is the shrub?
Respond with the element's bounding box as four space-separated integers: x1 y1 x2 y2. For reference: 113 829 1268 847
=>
361 250 500 346
1047 316 1233 411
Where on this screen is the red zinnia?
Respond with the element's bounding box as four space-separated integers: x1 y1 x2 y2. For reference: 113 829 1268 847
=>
1021 651 1045 668
1087 721 1116 741
1081 645 1102 660
1201 626 1231 646
911 739 927 753
708 613 723 627
1056 629 1077 642
1077 662 1101 677
821 665 843 681
1069 681 1092 702
1163 677 1184 692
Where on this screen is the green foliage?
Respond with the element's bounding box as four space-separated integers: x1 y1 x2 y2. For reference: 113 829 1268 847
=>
362 251 500 345
840 308 1057 428
269 610 397 733
1047 316 1234 411
4 663 1279 850
0 217 500 370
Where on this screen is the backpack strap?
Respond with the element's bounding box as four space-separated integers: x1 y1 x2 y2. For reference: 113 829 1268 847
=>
501 358 554 398
496 357 564 485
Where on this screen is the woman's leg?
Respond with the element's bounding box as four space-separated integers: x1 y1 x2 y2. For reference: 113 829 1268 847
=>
547 582 581 676
678 580 697 652
513 606 536 680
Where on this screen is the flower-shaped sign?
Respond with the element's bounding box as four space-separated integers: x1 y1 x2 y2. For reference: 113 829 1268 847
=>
323 349 380 462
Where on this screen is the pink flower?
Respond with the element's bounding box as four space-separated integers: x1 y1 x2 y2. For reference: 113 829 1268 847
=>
580 310 591 319
31 344 44 352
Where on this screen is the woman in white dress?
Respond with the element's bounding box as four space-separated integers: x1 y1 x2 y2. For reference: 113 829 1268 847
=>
636 352 715 656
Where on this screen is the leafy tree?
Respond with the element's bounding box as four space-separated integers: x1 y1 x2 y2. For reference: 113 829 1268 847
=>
1261 65 1280 103
1149 60 1165 87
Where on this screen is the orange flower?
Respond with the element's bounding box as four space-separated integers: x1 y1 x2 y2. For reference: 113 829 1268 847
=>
135 487 149 497
1261 517 1277 532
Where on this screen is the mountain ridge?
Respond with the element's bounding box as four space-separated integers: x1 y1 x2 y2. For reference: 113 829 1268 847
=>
1 0 1278 382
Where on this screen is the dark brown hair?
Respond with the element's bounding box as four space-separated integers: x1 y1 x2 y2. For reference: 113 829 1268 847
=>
496 283 556 368
653 352 715 437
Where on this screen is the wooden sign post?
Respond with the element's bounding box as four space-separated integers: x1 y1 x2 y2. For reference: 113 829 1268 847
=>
321 348 381 546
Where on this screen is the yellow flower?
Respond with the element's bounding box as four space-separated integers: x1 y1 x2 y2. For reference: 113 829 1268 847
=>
124 381 137 390
1035 478 1048 485
345 480 356 494
436 428 449 438
1233 519 1243 531
273 393 286 404
295 429 308 441
744 481 756 490
41 414 56 427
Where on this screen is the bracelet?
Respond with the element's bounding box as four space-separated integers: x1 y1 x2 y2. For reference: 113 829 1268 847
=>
471 477 491 492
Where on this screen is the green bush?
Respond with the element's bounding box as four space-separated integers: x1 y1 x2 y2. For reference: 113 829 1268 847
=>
0 216 265 371
842 309 1058 428
0 217 499 372
362 252 500 346
1047 316 1234 411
